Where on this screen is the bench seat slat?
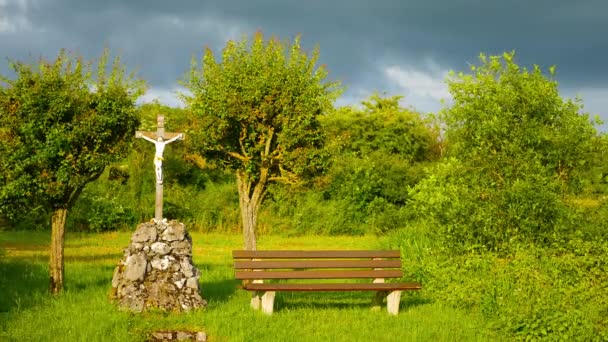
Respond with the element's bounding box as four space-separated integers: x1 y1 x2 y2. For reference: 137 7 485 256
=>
242 282 422 291
234 259 402 269
232 250 401 259
235 269 403 280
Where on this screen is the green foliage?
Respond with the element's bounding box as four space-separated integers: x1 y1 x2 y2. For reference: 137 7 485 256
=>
385 227 608 341
256 95 440 236
288 94 439 235
70 190 137 232
183 32 342 183
571 134 608 195
444 52 596 175
323 94 440 162
408 52 599 252
262 187 367 236
65 104 239 233
573 199 608 241
183 32 343 249
409 158 574 251
0 49 144 219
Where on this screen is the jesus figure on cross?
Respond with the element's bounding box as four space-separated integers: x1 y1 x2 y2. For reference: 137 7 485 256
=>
136 133 183 185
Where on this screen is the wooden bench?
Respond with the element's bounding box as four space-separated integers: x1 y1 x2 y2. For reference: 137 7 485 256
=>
232 250 422 315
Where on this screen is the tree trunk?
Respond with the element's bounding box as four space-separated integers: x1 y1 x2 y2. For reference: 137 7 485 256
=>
240 198 258 251
49 207 67 294
236 171 267 250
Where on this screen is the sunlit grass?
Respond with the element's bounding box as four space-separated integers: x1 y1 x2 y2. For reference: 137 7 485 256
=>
0 231 497 341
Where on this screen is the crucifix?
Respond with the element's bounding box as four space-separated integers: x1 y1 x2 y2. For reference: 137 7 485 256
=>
136 115 185 223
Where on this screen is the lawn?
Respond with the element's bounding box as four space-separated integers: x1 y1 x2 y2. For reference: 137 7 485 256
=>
0 230 497 341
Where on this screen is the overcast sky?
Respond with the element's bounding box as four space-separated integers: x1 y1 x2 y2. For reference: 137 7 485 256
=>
1 0 607 126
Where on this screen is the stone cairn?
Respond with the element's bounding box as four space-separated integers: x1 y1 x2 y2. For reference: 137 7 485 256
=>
110 220 207 312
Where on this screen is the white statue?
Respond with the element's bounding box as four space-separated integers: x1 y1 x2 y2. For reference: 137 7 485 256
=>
136 133 183 184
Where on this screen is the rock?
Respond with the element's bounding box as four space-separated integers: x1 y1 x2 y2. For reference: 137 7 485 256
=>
186 277 199 289
129 297 144 313
171 240 192 256
176 331 193 340
174 279 186 289
111 266 122 287
170 261 181 272
151 331 173 341
151 242 171 255
124 253 147 281
131 223 157 243
150 330 207 342
110 220 206 313
180 258 193 275
118 283 144 312
162 222 185 241
151 257 170 271
195 332 207 341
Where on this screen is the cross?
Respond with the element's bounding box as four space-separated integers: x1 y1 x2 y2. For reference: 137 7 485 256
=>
135 115 185 223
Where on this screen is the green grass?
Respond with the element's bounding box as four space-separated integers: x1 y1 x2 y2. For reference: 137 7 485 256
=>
0 231 497 342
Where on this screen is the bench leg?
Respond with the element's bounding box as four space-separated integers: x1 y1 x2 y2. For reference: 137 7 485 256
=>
251 291 262 310
261 291 276 315
386 290 402 315
372 291 386 311
250 279 264 310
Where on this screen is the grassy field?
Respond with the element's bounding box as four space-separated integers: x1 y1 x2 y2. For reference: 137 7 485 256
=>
0 230 498 341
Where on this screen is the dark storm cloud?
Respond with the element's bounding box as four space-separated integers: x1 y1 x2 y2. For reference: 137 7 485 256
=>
1 0 607 116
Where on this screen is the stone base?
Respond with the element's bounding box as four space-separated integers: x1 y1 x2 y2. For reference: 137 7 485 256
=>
150 330 207 341
110 220 207 312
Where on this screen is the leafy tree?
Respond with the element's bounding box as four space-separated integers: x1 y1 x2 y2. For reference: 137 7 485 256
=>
409 52 599 252
0 50 144 293
183 32 341 249
311 94 440 233
444 52 597 186
323 93 440 162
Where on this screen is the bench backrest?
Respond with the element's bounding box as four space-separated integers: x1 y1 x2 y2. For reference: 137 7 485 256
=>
232 250 403 281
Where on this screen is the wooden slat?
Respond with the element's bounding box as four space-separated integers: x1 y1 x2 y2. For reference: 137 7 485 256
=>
232 250 401 259
235 269 403 280
242 282 422 291
234 259 402 269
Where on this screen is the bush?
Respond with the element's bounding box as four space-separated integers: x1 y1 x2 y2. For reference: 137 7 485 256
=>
408 158 577 252
411 52 600 253
70 192 136 232
165 180 240 232
385 228 608 340
262 187 364 236
0 206 49 231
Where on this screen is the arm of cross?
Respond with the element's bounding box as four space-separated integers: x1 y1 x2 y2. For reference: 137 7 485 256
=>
138 133 157 144
164 133 184 144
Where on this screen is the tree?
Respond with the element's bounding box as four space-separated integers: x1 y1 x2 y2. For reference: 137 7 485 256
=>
0 49 144 293
409 52 599 252
323 93 440 162
313 94 440 233
443 52 596 186
183 33 341 250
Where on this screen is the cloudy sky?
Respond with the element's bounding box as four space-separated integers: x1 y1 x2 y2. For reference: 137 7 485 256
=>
1 0 607 125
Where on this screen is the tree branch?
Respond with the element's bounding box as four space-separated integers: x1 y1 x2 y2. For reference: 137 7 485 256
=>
67 169 103 208
226 151 249 162
239 125 249 158
263 128 274 157
268 176 299 184
268 165 300 184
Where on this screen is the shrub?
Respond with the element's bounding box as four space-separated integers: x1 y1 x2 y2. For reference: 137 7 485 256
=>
385 228 608 340
408 53 599 252
70 192 136 232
